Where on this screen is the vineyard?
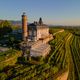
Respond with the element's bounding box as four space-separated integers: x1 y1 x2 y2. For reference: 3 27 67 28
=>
0 27 80 80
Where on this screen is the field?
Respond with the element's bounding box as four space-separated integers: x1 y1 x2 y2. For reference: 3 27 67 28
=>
0 27 80 80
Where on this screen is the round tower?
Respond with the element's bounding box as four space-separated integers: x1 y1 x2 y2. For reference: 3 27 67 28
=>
22 12 28 41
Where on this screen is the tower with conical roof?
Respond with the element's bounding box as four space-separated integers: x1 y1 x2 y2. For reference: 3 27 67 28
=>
39 17 43 25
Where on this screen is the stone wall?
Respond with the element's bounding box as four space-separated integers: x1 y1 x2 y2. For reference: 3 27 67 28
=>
42 34 53 44
36 27 49 40
30 44 50 57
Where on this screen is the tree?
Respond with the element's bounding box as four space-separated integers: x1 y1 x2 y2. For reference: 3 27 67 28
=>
0 20 12 36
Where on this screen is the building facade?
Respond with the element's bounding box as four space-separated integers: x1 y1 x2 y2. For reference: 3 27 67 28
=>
28 18 49 41
21 13 53 57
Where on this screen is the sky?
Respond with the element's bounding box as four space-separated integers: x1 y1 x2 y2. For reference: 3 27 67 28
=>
0 0 80 25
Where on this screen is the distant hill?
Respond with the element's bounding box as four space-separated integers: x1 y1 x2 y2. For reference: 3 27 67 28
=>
0 20 31 27
0 20 4 23
10 20 22 26
0 20 21 26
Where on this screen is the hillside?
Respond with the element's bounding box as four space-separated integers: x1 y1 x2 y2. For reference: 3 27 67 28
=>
0 27 80 80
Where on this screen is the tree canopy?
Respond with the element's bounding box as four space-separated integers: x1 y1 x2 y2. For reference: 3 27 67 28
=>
0 20 12 36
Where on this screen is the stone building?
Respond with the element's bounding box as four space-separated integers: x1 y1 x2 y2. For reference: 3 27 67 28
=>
28 18 49 41
21 13 53 57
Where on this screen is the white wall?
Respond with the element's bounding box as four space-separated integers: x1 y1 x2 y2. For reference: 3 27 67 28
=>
37 27 49 40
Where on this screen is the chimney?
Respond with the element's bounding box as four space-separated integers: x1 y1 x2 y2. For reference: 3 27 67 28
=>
22 12 28 41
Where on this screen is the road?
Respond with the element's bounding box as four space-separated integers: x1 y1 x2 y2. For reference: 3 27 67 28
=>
53 29 64 35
